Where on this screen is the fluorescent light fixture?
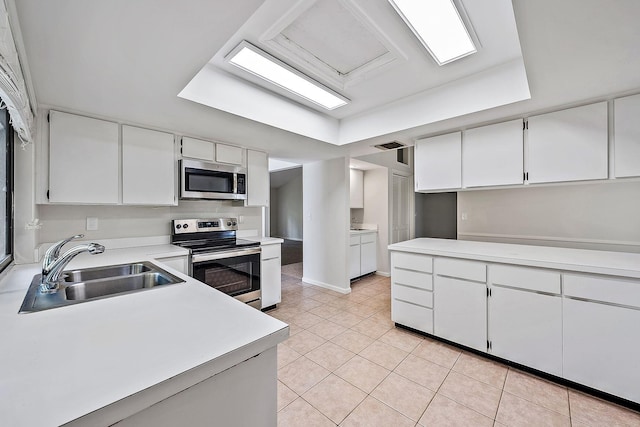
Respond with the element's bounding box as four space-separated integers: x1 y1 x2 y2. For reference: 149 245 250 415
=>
226 42 349 110
388 0 476 65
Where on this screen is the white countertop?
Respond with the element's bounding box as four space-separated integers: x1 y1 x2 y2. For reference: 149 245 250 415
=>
388 238 640 279
244 236 284 245
350 229 377 235
0 245 288 426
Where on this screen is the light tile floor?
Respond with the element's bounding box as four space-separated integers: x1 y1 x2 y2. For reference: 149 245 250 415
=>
270 263 640 427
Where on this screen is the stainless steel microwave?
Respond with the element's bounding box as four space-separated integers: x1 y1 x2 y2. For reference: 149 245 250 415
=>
180 159 247 200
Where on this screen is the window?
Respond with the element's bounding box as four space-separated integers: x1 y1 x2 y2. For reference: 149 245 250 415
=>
0 108 13 272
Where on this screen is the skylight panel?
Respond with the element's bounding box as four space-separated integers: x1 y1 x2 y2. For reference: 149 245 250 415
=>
388 0 476 65
226 42 348 110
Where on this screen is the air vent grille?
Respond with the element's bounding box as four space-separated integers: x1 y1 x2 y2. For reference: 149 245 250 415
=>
374 141 405 150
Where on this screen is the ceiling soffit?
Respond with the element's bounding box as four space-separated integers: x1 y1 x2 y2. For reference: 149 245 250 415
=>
260 0 406 90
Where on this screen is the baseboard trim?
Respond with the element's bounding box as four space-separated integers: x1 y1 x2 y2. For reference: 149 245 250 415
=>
301 276 351 294
375 271 390 277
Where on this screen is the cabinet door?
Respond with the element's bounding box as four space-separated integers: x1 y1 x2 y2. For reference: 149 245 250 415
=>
182 137 214 161
415 132 461 191
246 150 269 207
489 287 562 376
350 169 364 208
614 93 640 178
122 125 176 205
527 102 608 183
434 276 486 351
463 120 524 187
216 143 244 165
563 298 640 403
360 236 377 275
49 111 119 204
261 251 281 309
349 242 361 279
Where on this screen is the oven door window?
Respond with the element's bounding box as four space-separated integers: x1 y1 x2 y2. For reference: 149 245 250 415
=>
192 254 260 297
185 168 234 194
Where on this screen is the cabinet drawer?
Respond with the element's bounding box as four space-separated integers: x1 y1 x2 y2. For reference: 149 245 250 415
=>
360 233 376 244
392 252 433 273
564 274 640 308
491 265 561 294
261 244 281 261
393 284 433 308
435 258 486 282
349 235 360 245
392 299 433 334
393 269 433 291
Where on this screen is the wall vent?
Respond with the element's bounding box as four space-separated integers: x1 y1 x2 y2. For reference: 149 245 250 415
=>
374 141 405 150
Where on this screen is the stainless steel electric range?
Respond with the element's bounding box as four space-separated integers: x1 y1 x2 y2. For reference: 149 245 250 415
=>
171 218 261 308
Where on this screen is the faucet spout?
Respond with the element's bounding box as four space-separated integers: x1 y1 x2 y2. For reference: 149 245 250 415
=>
40 243 106 294
43 234 84 272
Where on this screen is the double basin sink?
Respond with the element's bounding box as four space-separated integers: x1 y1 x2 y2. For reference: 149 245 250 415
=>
20 261 185 313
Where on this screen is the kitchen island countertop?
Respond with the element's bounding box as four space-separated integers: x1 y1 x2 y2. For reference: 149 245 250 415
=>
0 245 288 426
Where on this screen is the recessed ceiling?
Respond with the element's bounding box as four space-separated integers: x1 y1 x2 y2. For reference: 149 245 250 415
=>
179 0 531 145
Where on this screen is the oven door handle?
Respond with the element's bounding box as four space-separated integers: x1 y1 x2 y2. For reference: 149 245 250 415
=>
191 247 261 263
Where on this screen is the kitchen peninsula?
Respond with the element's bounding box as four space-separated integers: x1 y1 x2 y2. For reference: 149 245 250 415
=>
0 245 288 426
389 238 640 406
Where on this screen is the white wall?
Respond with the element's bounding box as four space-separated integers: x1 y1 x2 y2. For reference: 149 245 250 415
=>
303 157 350 293
272 175 303 240
458 180 640 252
362 168 390 275
13 136 39 264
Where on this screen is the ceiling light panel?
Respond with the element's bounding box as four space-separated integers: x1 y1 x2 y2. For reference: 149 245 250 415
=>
226 41 348 110
388 0 476 65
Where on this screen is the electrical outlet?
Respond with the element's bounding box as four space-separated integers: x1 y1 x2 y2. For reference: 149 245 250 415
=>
86 217 99 231
238 215 244 224
461 213 468 221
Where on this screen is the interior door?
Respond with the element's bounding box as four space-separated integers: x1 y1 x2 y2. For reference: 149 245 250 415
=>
391 174 410 243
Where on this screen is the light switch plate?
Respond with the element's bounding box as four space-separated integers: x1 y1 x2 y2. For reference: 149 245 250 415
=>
86 217 99 231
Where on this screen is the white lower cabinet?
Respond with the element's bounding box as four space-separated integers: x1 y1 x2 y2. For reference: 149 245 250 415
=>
489 286 562 376
349 232 377 279
261 244 282 309
488 265 563 376
434 259 487 352
391 252 433 334
563 273 640 403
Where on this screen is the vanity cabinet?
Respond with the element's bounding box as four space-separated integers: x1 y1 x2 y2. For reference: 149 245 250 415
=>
122 125 176 205
261 243 282 309
349 232 377 279
527 102 608 183
246 150 269 207
462 119 524 188
391 252 433 334
414 132 461 191
433 258 487 351
350 169 364 208
488 265 563 376
48 110 120 204
614 93 640 178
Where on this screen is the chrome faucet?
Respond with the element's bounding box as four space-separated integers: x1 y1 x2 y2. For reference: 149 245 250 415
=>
40 236 105 293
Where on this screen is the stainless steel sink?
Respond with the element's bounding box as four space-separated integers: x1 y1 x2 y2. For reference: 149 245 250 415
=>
19 261 185 313
61 262 151 283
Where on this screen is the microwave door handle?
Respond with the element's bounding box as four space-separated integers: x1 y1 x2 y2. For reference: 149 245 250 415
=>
191 247 261 263
233 173 237 195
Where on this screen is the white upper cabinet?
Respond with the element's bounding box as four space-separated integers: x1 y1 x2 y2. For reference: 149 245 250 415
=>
415 132 461 191
349 169 364 209
463 120 524 188
181 137 214 161
122 125 176 205
49 111 119 204
614 93 640 178
527 102 608 184
216 143 244 166
246 150 269 207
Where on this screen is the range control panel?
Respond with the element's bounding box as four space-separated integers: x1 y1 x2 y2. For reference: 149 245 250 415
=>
172 218 238 234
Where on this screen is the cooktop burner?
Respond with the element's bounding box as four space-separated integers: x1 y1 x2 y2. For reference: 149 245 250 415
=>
170 218 260 254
